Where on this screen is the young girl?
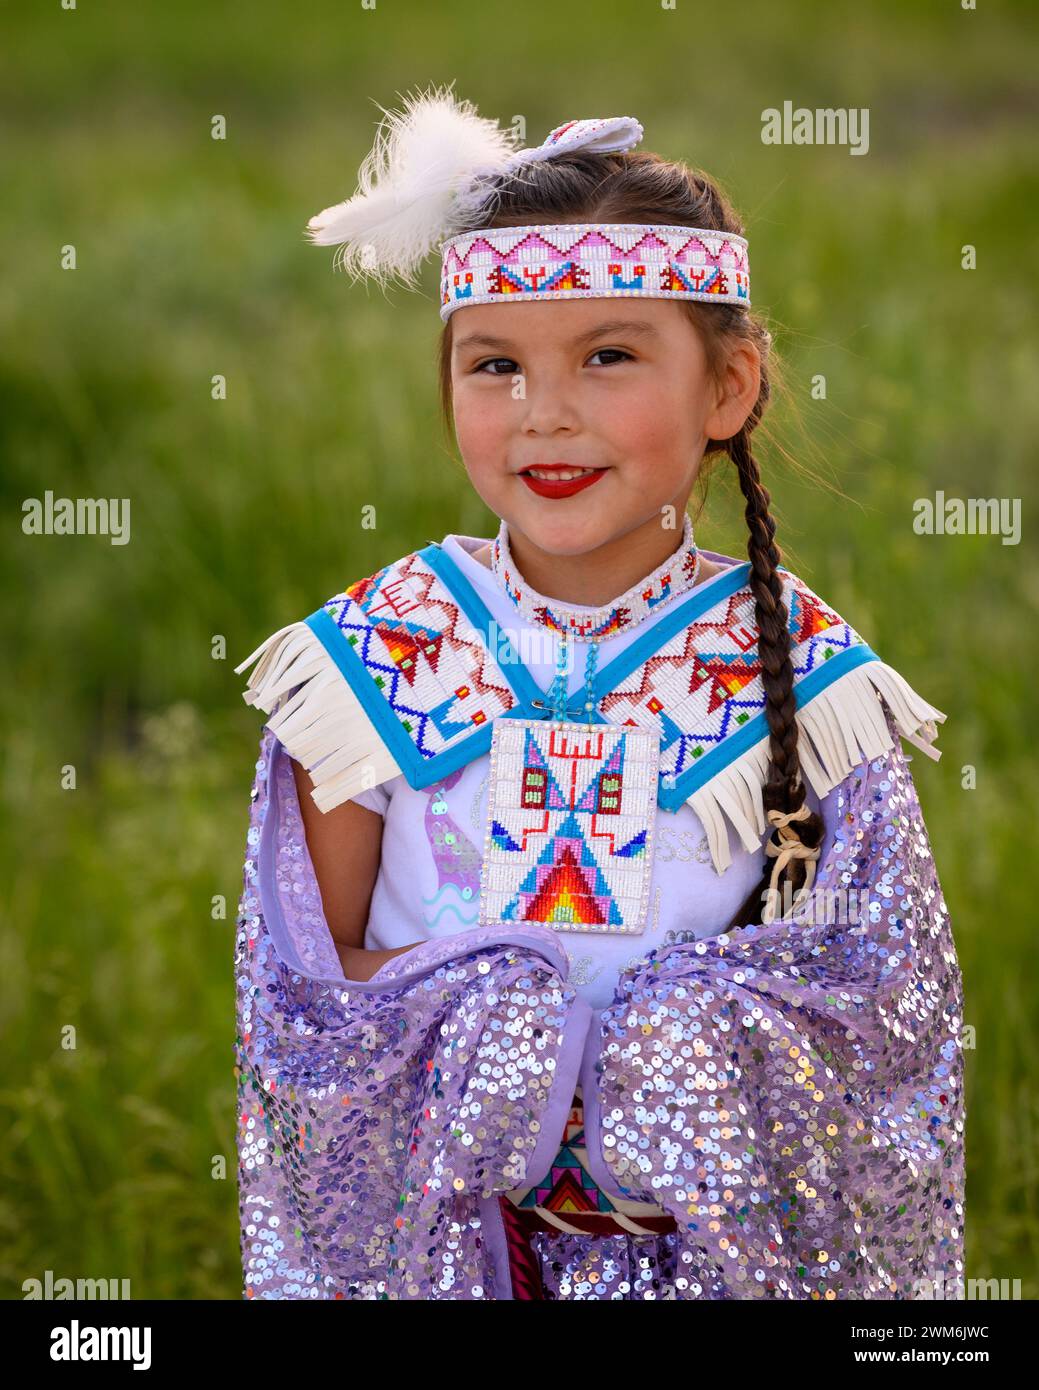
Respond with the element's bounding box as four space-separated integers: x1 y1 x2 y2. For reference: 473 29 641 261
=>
233 88 965 1300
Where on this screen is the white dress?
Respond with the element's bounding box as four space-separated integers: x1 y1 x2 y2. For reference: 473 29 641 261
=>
350 532 835 1010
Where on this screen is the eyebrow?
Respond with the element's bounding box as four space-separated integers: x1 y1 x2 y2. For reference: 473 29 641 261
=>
453 318 661 352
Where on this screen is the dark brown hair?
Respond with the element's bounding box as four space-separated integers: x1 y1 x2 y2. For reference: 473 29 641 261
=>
435 149 823 927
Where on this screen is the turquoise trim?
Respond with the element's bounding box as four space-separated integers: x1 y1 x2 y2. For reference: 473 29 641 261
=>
304 607 507 790
425 541 752 719
305 552 561 789
655 642 879 810
305 546 876 810
420 544 546 709
585 561 752 698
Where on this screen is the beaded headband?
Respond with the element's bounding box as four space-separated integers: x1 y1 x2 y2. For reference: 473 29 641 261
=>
438 221 750 322
305 87 752 320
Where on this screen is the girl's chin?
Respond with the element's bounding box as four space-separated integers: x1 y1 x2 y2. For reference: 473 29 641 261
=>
505 511 625 557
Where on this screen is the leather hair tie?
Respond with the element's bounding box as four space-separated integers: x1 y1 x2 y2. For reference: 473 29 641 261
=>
761 803 820 924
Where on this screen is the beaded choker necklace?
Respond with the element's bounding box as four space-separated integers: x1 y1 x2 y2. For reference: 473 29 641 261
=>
489 513 700 644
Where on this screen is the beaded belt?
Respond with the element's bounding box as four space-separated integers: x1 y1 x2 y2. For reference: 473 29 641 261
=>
501 1084 676 1238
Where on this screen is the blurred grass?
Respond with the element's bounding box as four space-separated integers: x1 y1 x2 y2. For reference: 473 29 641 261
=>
1 0 1037 1298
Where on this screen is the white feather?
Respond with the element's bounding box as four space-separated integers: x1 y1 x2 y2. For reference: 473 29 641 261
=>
305 82 523 289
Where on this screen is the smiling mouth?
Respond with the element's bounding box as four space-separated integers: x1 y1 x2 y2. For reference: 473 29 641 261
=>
517 466 610 499
519 466 606 480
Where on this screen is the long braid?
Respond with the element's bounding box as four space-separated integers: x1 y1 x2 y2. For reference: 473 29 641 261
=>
728 428 824 927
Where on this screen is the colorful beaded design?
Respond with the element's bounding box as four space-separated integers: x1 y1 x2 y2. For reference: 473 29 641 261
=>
315 546 866 818
490 513 700 641
439 222 750 321
479 562 659 935
241 534 944 884
479 715 660 935
502 1084 674 1235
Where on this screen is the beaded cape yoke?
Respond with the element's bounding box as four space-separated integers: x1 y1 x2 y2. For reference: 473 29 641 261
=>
235 541 945 877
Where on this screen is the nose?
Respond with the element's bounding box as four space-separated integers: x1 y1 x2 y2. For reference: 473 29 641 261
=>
519 372 581 435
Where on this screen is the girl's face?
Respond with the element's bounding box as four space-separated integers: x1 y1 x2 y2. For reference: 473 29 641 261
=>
449 297 756 560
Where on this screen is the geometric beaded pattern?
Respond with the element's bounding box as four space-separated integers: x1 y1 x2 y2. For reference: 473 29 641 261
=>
510 1090 613 1212
324 550 518 757
320 550 861 798
503 1086 668 1223
490 513 700 640
597 582 856 785
439 222 750 321
478 716 660 935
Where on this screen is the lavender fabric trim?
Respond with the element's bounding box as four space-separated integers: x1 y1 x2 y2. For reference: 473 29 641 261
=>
235 718 965 1299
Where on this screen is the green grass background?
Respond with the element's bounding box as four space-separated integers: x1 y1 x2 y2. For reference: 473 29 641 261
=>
1 0 1036 1298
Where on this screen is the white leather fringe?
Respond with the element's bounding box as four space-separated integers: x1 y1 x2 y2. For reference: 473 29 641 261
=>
235 621 403 813
687 660 946 873
238 624 945 869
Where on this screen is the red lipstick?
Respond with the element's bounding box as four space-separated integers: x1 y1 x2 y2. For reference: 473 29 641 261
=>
518 465 609 499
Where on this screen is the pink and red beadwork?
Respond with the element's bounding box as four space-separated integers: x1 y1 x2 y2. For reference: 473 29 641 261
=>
440 222 750 321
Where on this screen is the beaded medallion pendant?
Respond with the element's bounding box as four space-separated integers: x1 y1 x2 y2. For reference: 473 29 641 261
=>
476 523 700 936
478 712 661 936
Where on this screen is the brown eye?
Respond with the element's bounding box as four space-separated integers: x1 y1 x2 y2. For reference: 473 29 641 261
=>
588 349 633 366
474 357 518 375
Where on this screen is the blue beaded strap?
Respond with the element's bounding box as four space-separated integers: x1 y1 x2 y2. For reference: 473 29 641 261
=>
547 633 600 725
582 638 600 721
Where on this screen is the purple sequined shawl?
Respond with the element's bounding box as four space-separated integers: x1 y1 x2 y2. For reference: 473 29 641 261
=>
234 719 965 1299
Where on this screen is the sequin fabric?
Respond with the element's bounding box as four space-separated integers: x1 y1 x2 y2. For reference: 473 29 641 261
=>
531 1230 681 1298
234 713 964 1299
